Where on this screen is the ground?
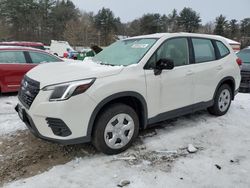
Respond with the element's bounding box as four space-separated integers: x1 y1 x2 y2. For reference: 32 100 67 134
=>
0 93 250 188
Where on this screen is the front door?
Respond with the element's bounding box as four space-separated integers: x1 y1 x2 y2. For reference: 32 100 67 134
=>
145 37 194 120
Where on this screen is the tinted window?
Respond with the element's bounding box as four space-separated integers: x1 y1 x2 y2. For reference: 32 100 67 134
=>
192 38 216 63
146 38 189 68
0 51 26 64
29 52 62 63
216 41 230 57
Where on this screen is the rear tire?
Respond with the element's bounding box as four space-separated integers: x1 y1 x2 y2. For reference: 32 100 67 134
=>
92 103 139 155
208 84 232 116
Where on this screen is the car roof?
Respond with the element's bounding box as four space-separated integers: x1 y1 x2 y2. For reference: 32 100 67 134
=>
0 41 44 46
0 45 46 52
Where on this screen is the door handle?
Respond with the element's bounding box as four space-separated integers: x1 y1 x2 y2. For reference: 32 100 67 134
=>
186 70 194 76
216 65 223 70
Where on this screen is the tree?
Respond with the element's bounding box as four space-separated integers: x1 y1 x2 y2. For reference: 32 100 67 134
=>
37 0 56 43
0 18 10 40
200 22 215 34
63 19 82 47
63 12 97 47
240 18 250 37
161 14 168 32
214 15 228 37
126 19 141 37
139 13 165 34
229 19 239 39
94 7 118 46
240 18 250 48
167 9 179 32
0 0 40 41
177 7 201 32
50 0 79 40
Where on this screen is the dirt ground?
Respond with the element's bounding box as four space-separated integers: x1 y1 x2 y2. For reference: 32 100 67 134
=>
0 123 190 186
0 130 96 186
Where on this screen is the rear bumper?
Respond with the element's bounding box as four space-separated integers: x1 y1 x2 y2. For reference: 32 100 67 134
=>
239 83 250 93
239 87 250 93
240 82 250 88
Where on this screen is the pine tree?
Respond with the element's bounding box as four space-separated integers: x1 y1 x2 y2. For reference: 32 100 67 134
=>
177 7 201 33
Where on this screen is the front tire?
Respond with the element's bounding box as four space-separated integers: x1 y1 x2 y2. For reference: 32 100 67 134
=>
92 103 139 155
208 84 232 116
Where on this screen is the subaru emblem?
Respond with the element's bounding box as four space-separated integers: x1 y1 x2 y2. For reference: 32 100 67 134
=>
24 81 28 88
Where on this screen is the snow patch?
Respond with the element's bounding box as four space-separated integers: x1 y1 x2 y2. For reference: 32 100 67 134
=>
0 96 26 136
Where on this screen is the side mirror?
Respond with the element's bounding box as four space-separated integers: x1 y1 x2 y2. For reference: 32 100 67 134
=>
154 58 174 75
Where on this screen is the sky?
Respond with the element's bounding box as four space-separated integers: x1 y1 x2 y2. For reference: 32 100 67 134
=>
71 0 250 23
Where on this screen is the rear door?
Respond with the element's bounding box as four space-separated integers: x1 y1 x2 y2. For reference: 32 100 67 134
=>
27 51 63 63
0 50 35 92
191 38 223 103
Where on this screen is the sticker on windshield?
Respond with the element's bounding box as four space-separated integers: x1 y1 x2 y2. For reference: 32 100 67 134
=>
131 44 149 49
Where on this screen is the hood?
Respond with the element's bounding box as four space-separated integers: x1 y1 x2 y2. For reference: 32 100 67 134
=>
26 59 124 88
241 63 250 72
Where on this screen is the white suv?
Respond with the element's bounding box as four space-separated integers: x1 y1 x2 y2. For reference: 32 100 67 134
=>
16 33 241 154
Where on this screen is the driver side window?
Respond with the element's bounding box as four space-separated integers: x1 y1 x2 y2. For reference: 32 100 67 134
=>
146 38 189 69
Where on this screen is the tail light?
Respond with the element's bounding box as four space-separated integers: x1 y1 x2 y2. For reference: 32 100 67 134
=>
236 58 242 66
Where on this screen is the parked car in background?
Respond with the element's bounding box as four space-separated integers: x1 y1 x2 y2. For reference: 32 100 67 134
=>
63 49 78 60
0 41 45 50
15 33 241 155
44 45 50 53
50 40 77 58
77 48 92 60
237 47 250 92
77 46 103 61
0 46 63 93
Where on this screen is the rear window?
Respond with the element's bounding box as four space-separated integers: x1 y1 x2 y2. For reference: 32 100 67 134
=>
237 49 250 63
29 52 62 63
0 51 26 64
192 38 216 63
216 41 230 57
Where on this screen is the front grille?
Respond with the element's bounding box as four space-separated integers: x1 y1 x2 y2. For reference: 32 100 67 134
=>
46 118 72 137
18 76 40 109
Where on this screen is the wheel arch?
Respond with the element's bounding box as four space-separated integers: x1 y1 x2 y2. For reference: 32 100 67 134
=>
214 76 236 100
87 91 148 138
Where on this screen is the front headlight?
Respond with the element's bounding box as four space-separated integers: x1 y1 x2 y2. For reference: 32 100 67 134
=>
43 78 95 101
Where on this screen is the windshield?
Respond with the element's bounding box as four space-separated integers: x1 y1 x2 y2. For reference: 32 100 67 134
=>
237 49 250 63
93 38 157 66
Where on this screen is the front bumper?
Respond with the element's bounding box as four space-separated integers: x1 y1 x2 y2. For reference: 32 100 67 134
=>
15 89 97 145
15 104 91 145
